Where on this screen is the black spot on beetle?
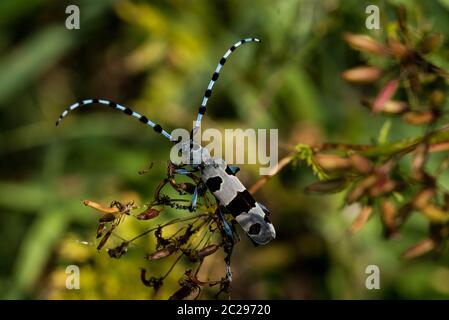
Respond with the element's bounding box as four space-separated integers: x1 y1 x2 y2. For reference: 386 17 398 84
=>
205 176 223 193
226 190 256 216
248 223 261 235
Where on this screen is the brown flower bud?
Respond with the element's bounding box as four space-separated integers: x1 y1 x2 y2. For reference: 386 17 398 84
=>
314 153 352 171
341 66 382 83
402 238 436 259
413 188 434 209
380 199 397 237
346 174 377 204
382 100 409 114
388 38 410 59
349 205 373 234
403 111 434 125
343 33 387 55
349 154 373 174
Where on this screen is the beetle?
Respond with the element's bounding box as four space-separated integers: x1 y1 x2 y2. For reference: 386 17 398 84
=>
56 38 276 245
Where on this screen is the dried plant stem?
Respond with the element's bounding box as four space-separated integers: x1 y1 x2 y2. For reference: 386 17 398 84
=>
249 154 295 194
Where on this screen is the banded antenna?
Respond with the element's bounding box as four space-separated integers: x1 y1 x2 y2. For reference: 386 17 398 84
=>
55 99 173 140
194 37 261 130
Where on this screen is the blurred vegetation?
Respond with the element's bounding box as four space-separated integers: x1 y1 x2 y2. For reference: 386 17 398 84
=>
2 0 449 299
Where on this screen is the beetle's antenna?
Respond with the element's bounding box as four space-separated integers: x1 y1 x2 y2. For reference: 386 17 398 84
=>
193 38 261 131
56 99 173 140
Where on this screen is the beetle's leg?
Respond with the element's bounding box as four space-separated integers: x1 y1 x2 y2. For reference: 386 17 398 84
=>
217 206 234 242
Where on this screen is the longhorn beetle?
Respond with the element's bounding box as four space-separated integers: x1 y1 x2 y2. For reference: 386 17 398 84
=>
56 38 276 246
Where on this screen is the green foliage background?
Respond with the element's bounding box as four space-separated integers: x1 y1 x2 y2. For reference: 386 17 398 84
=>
1 0 449 299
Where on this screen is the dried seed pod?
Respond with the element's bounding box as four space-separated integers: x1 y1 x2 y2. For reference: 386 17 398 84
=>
97 229 113 250
349 154 373 174
403 111 434 125
382 100 409 114
197 245 219 259
346 174 377 204
349 205 373 234
369 178 399 197
420 205 449 223
314 153 352 171
402 238 437 259
96 223 106 239
412 188 435 209
343 33 387 55
341 66 382 83
137 208 160 220
146 245 176 260
304 178 348 194
388 38 410 59
429 142 449 153
380 199 397 237
412 144 428 181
